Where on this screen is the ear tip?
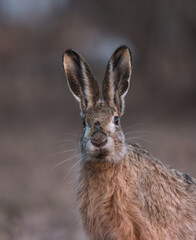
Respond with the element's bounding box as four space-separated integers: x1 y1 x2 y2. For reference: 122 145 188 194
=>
119 44 132 53
63 49 76 60
62 51 70 70
115 44 130 51
62 49 71 61
118 44 129 50
62 49 81 70
115 45 132 60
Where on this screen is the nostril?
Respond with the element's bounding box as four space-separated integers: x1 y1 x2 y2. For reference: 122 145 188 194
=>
100 139 107 147
91 138 100 147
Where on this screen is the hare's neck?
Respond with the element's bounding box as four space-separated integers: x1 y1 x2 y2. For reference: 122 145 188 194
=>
77 152 134 203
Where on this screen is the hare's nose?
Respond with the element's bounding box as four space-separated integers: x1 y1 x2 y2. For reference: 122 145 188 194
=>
91 132 107 148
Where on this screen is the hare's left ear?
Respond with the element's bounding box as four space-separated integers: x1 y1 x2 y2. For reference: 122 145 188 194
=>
103 45 132 115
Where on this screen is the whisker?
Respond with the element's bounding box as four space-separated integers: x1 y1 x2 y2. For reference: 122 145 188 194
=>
48 153 80 172
48 148 77 156
125 130 154 136
126 134 152 140
125 123 144 130
55 134 78 145
51 142 75 151
64 161 80 180
126 136 154 145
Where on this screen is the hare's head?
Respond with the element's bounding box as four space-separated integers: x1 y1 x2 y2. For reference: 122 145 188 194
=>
63 46 132 163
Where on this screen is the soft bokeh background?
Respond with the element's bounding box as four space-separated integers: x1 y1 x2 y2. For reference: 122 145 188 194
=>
0 1 195 239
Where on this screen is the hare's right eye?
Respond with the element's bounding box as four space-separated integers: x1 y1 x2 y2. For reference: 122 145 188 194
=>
82 118 86 128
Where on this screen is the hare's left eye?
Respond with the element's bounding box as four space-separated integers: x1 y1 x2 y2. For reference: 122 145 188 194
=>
114 116 119 125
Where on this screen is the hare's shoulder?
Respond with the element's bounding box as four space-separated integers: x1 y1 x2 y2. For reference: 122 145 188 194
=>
127 142 196 189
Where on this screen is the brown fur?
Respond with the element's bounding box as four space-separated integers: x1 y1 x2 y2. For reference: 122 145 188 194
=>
63 46 196 240
77 144 196 240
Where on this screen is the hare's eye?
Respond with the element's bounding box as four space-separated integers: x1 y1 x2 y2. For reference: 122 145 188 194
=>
114 116 119 125
82 118 86 128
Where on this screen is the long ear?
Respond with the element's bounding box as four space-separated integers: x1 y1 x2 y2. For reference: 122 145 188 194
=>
103 45 132 115
63 49 99 114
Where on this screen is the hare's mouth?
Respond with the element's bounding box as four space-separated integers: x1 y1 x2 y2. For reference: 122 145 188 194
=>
89 146 110 159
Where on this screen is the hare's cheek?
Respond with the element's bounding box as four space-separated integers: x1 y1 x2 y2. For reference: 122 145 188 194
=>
105 137 115 152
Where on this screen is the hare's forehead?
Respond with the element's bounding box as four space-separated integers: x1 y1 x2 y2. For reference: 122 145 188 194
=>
85 105 115 124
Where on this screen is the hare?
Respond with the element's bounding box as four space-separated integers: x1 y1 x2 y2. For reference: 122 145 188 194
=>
63 46 196 240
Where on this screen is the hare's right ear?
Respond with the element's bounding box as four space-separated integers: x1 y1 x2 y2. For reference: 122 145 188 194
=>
63 49 99 114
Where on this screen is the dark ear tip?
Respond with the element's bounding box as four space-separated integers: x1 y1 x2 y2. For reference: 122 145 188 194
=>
114 45 132 61
65 48 75 54
117 45 129 50
63 49 78 58
116 44 131 53
62 49 82 68
62 49 74 63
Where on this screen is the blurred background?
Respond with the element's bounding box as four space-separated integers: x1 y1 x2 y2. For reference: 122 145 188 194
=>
0 0 195 239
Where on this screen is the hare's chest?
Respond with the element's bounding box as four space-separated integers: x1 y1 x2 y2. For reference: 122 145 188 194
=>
77 177 136 240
